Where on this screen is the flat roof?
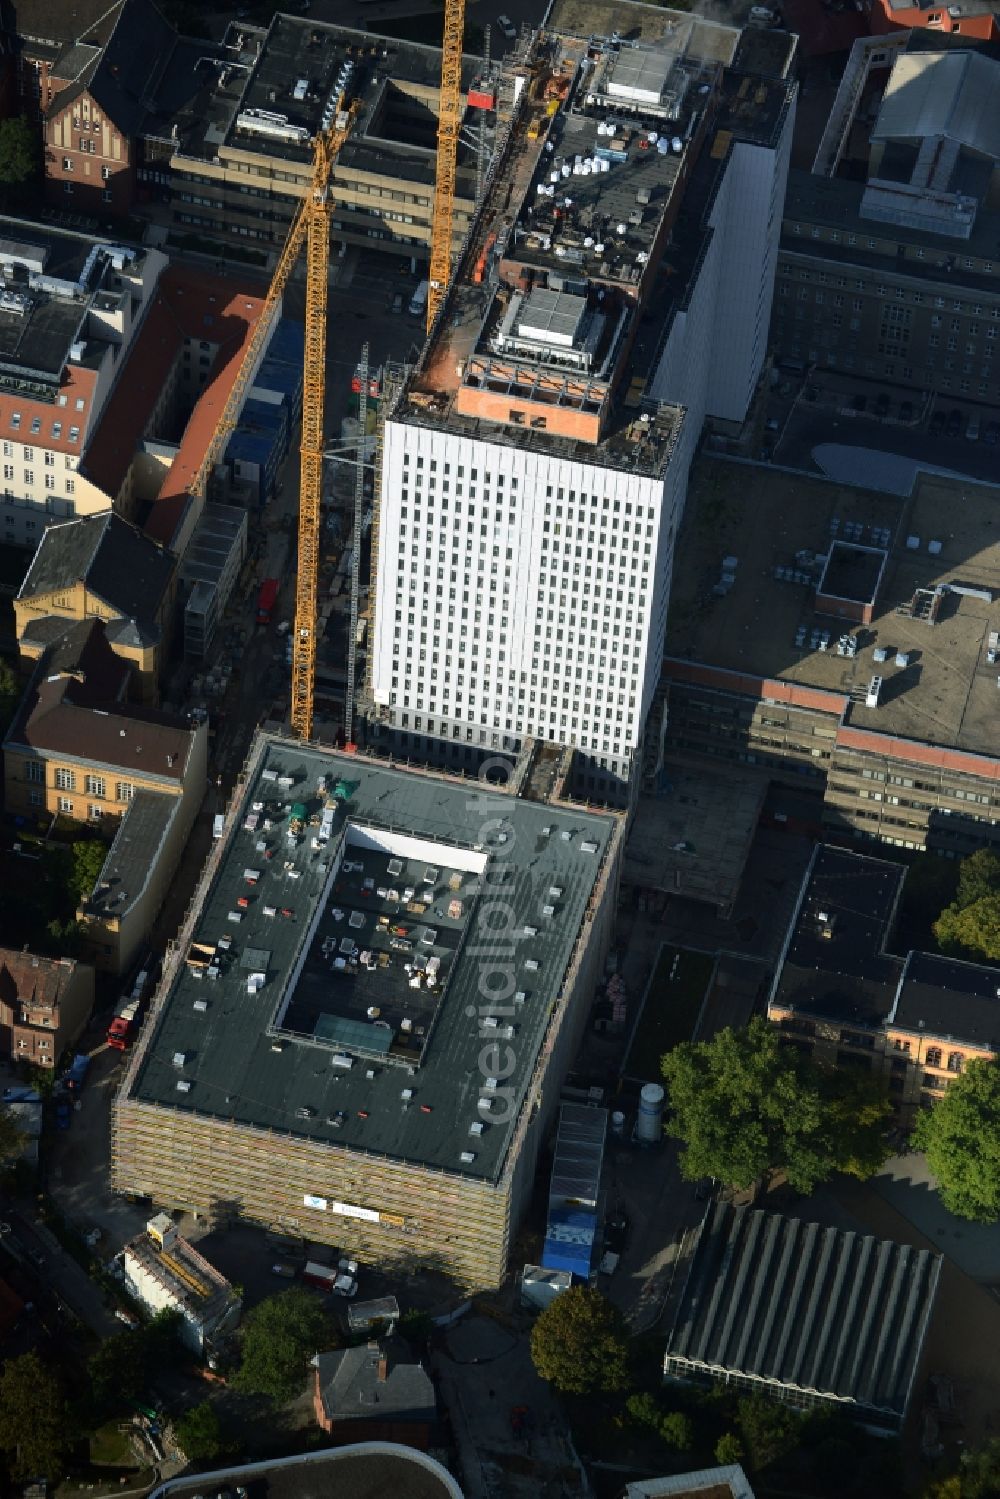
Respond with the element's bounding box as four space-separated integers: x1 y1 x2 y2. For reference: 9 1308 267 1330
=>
545 0 742 66
172 16 480 167
128 735 619 1184
623 762 766 908
894 950 1000 1049
0 219 150 387
151 1446 463 1499
666 1203 941 1425
403 21 793 472
665 461 1000 760
771 845 904 1029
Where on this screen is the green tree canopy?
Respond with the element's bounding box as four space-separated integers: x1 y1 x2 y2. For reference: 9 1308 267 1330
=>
70 838 109 904
88 1331 147 1417
233 1287 332 1401
715 1432 745 1466
0 1106 24 1163
0 117 38 197
661 1017 891 1193
175 1400 223 1461
0 657 19 736
660 1411 694 1450
0 1351 70 1480
933 849 1000 961
913 1058 1000 1221
529 1286 629 1395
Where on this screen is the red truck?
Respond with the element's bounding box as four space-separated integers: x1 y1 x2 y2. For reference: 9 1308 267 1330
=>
107 998 140 1050
257 578 279 625
302 1260 339 1291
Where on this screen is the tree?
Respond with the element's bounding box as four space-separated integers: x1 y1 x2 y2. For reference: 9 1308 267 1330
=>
934 849 1000 961
0 657 19 736
0 1106 24 1164
0 117 38 198
69 838 109 904
913 1059 1000 1221
233 1288 331 1401
661 1018 891 1194
715 1432 745 1466
175 1401 222 1461
529 1286 629 1395
660 1411 694 1450
88 1330 147 1417
737 1394 798 1471
626 1392 662 1429
0 1352 70 1480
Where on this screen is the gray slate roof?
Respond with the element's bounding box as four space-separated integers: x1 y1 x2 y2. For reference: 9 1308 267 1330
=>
44 0 178 138
19 513 174 647
666 1205 941 1426
315 1335 435 1426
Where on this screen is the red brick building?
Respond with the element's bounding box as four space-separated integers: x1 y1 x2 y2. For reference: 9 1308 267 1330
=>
40 0 177 216
313 1337 436 1450
863 0 999 41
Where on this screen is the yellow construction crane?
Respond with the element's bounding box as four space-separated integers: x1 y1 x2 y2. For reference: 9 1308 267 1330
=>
290 115 356 741
193 106 355 743
426 0 465 333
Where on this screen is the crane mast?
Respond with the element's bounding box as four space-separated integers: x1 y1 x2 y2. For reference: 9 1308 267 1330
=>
426 0 465 334
290 127 341 743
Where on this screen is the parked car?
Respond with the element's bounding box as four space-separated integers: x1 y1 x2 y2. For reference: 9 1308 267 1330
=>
391 293 403 314
55 1100 72 1130
497 13 517 38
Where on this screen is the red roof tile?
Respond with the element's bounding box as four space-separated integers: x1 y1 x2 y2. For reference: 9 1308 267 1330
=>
82 264 268 548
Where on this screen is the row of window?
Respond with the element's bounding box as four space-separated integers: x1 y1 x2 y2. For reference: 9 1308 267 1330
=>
36 765 134 801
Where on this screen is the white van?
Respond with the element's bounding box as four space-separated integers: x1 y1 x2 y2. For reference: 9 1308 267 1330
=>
408 279 429 318
212 814 225 840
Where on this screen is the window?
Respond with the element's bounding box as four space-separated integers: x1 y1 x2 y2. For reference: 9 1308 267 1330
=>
88 804 103 821
25 761 43 784
947 1051 965 1074
116 781 134 803
925 1047 942 1068
85 774 105 798
68 427 80 443
55 768 75 791
101 166 111 181
62 157 73 172
57 796 73 814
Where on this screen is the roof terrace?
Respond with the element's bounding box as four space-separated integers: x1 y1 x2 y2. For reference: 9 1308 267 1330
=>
128 735 620 1182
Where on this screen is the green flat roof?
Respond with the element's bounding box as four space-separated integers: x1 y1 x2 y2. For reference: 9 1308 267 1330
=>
129 736 618 1184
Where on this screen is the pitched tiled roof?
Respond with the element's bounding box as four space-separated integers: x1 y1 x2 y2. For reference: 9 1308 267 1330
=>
18 512 174 643
5 618 195 780
14 0 122 48
0 949 80 1011
43 0 177 137
316 1335 436 1425
82 265 267 548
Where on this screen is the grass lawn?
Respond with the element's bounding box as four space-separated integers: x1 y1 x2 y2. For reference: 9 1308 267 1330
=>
623 946 715 1078
88 1420 138 1467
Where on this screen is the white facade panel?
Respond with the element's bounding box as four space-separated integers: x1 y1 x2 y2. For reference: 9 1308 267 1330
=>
373 420 674 782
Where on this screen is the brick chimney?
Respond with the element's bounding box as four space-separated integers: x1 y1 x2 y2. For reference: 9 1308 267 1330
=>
377 1355 388 1383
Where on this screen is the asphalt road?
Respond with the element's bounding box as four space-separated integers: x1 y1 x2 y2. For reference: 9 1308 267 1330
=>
3 1206 120 1338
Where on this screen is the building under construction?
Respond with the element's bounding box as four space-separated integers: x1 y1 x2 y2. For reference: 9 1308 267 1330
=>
111 733 622 1289
123 1213 241 1354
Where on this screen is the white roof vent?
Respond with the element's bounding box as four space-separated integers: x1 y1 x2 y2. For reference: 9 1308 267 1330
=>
192 999 208 1012
580 840 598 853
172 1051 186 1068
401 1088 414 1100
460 1150 476 1163
175 1080 191 1093
469 1120 485 1136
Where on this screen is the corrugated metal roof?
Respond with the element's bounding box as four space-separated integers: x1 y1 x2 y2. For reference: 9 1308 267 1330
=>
873 52 1000 163
666 1205 940 1423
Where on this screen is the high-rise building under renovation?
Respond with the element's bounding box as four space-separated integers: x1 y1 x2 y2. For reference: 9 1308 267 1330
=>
369 1 797 801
